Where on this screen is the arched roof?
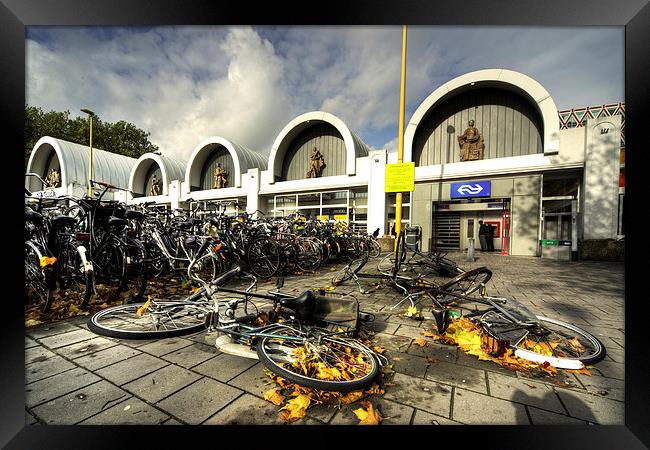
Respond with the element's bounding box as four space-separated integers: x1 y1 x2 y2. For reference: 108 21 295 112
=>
267 111 370 183
25 136 137 192
129 153 187 196
404 69 560 162
185 136 267 189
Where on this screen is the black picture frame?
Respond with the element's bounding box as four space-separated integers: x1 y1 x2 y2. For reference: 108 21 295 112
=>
3 0 648 447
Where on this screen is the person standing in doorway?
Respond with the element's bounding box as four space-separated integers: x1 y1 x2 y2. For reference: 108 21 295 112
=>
486 223 495 252
478 220 488 251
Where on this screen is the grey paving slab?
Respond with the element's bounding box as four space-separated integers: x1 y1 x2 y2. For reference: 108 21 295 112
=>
330 398 414 425
25 346 58 366
452 388 529 424
25 337 39 349
454 351 516 376
372 333 412 353
155 377 243 424
591 360 624 380
138 337 194 357
122 364 202 404
31 380 130 425
38 328 98 349
25 354 76 384
202 392 284 425
79 396 170 425
193 353 260 383
95 353 170 386
486 371 565 414
412 409 462 425
365 321 399 335
394 324 428 339
527 406 589 425
391 352 430 378
74 345 141 371
574 373 624 402
407 339 458 363
425 360 488 395
228 362 278 398
555 389 625 424
25 410 39 425
26 322 80 339
54 336 119 360
26 367 102 408
383 372 452 418
161 342 220 369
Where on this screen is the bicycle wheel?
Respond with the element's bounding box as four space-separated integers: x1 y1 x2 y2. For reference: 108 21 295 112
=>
25 241 52 311
188 252 218 284
88 301 208 339
56 240 93 307
93 240 127 303
369 239 382 258
377 253 395 276
246 235 281 279
439 267 492 298
512 316 606 367
256 326 380 392
331 255 369 286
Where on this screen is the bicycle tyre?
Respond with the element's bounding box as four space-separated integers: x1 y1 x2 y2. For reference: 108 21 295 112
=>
512 316 606 366
369 239 382 258
439 267 492 297
88 301 208 339
256 327 380 392
246 235 281 279
331 255 369 286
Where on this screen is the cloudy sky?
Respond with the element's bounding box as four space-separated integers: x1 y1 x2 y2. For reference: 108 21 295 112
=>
26 26 624 161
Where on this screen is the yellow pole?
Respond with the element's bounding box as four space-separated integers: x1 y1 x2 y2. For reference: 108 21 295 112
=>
81 108 96 198
394 24 407 253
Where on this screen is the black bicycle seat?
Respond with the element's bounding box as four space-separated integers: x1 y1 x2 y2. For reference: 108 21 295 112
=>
279 290 316 319
51 215 78 228
125 210 144 221
108 216 128 227
25 209 44 225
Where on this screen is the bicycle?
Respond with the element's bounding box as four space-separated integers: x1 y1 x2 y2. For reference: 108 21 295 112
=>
87 247 386 391
391 266 605 369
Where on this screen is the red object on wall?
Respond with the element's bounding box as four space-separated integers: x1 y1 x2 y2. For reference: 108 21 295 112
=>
484 221 501 238
619 169 625 188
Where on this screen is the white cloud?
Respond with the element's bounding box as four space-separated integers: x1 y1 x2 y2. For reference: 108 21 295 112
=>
26 26 624 163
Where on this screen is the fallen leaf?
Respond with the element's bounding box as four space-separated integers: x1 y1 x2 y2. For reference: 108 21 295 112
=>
263 388 286 406
353 401 383 425
279 394 311 423
413 338 428 347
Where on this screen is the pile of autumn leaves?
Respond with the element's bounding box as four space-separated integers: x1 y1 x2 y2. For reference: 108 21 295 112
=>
261 330 389 425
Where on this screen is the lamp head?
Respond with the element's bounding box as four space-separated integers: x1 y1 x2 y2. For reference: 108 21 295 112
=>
80 108 95 116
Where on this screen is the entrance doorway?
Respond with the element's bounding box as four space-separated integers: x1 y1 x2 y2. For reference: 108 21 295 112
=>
432 199 510 252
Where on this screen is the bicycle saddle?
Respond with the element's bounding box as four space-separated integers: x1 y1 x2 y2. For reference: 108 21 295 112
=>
108 216 128 227
125 210 144 221
51 215 78 228
25 209 44 225
279 290 316 319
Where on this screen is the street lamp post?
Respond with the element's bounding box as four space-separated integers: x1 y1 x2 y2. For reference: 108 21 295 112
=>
80 108 95 198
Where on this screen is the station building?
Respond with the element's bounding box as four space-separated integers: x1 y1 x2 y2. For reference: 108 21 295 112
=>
25 69 624 259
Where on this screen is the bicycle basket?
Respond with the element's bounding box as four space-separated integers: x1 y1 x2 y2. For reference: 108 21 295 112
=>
479 322 510 357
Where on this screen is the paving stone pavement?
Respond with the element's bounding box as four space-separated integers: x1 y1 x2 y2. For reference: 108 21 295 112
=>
24 251 624 425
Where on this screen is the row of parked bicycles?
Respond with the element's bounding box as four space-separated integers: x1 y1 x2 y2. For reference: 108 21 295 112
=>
24 179 381 312
25 178 606 393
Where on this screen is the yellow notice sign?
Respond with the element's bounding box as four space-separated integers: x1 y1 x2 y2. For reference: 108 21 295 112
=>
385 162 415 192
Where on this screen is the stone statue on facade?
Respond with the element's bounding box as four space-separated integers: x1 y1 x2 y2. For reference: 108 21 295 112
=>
150 174 162 196
458 120 485 161
213 163 228 189
306 146 325 178
45 168 60 188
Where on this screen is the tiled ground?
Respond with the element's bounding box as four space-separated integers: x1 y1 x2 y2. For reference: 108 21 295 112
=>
24 251 624 425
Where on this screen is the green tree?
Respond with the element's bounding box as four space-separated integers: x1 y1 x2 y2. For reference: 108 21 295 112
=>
25 105 159 167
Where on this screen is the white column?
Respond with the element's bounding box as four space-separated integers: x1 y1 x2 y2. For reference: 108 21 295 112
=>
246 168 261 217
169 180 181 210
582 116 621 240
367 150 387 236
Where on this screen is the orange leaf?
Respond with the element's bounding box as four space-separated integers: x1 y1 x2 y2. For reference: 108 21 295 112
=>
353 401 383 425
279 394 311 423
263 388 286 406
413 338 428 347
136 298 151 317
